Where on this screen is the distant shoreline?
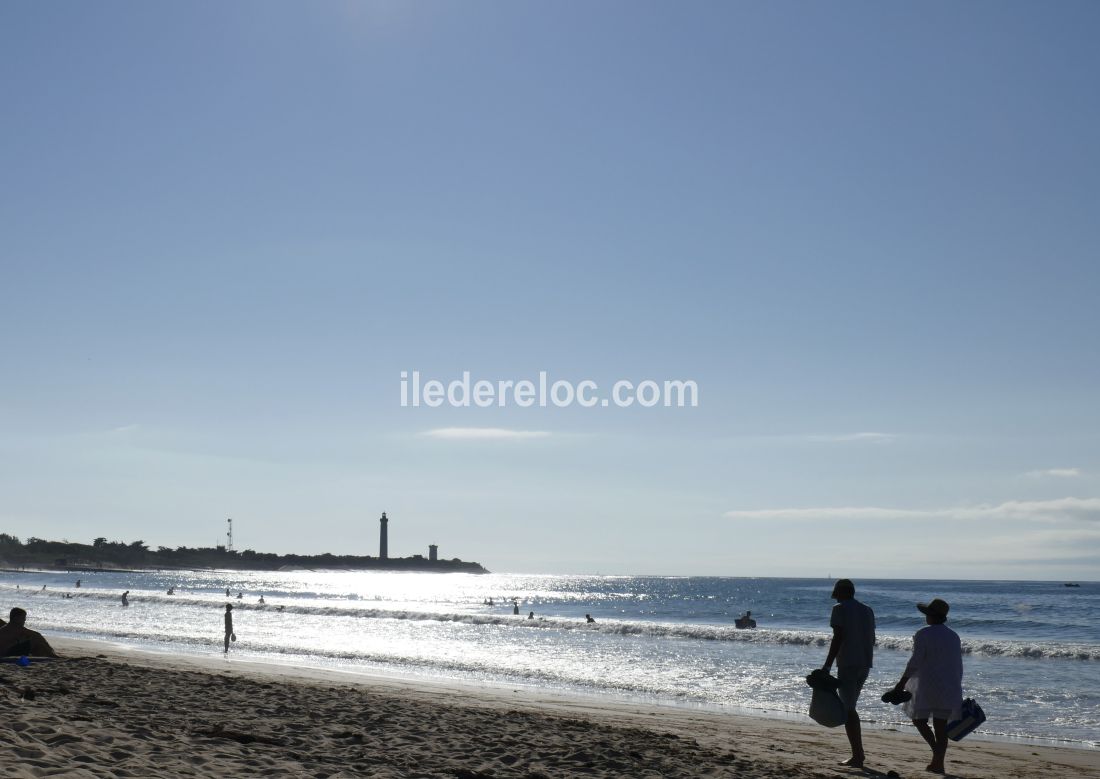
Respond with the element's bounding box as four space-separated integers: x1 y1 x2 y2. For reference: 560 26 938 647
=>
0 560 490 575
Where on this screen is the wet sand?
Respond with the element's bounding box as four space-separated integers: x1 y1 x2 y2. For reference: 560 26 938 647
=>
1 638 1096 778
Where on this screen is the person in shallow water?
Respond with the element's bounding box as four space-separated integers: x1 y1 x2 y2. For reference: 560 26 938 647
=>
224 604 236 654
734 611 756 629
822 579 876 769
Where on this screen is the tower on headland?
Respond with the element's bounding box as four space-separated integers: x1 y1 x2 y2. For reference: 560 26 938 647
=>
379 512 389 560
429 544 438 562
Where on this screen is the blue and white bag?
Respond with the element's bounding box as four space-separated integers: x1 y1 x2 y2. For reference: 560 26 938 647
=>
947 698 986 741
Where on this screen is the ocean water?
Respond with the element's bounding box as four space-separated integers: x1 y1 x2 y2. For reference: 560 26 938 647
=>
2 571 1097 750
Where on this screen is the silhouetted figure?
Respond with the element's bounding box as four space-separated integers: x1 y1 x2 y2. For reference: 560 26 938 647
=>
513 603 520 615
527 611 534 620
75 579 81 588
236 592 243 600
258 595 265 604
0 607 59 657
167 587 175 595
224 604 236 654
585 614 596 623
734 611 757 629
822 579 875 768
121 590 130 607
226 587 231 597
890 599 962 775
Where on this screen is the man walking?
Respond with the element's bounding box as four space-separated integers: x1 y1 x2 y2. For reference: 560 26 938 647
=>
822 579 876 768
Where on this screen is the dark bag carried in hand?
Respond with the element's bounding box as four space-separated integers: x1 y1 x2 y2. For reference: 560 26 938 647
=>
947 698 986 741
805 670 845 728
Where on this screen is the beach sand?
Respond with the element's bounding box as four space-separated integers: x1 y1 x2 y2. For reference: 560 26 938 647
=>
1 639 1096 779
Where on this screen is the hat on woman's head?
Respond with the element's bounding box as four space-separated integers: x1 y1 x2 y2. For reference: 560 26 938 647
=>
917 598 949 619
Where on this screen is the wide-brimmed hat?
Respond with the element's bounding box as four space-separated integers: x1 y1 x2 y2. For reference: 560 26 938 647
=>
917 598 949 618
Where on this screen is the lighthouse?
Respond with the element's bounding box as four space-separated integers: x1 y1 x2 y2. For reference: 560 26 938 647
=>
379 512 389 560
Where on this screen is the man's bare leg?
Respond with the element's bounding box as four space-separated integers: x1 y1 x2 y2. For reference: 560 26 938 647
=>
840 709 865 767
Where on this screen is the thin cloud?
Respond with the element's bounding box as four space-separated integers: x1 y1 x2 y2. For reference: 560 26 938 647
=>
421 427 551 441
724 497 1100 523
1023 468 1082 479
804 432 895 444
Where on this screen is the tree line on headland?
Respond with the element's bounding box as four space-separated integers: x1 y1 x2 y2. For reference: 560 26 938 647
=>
0 534 488 573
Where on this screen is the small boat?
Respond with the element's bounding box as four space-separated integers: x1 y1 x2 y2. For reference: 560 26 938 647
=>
1064 583 1081 588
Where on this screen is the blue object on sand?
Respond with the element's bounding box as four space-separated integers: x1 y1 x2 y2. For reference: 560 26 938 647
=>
17 656 30 667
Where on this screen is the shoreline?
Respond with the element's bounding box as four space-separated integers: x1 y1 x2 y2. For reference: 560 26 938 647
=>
2 637 1095 778
49 634 1100 753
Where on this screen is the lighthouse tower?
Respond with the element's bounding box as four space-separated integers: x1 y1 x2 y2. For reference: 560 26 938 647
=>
379 512 389 560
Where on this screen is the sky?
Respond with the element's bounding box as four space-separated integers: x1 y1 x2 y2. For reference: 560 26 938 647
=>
1 2 1098 579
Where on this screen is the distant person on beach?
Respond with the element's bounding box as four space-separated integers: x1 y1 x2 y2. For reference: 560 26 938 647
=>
258 595 265 604
0 608 60 657
236 592 243 600
586 614 595 623
121 590 129 607
889 598 963 775
224 604 236 654
527 611 534 620
167 587 175 595
822 579 875 768
513 603 520 615
226 587 230 597
75 579 81 588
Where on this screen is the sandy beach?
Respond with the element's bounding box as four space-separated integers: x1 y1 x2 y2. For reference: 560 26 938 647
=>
0 638 1093 779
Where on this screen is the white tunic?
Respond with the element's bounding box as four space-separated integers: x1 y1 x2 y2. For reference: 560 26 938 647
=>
902 623 963 720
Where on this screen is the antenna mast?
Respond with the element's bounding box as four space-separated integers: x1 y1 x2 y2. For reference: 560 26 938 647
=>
226 517 234 553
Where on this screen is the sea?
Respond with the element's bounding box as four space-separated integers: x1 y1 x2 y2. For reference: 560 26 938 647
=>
1 571 1097 750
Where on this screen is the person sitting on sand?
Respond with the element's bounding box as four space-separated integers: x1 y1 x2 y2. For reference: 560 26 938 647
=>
585 614 596 623
527 611 534 619
0 608 60 657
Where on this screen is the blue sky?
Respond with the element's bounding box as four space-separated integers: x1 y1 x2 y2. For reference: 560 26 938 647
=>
2 2 1098 578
